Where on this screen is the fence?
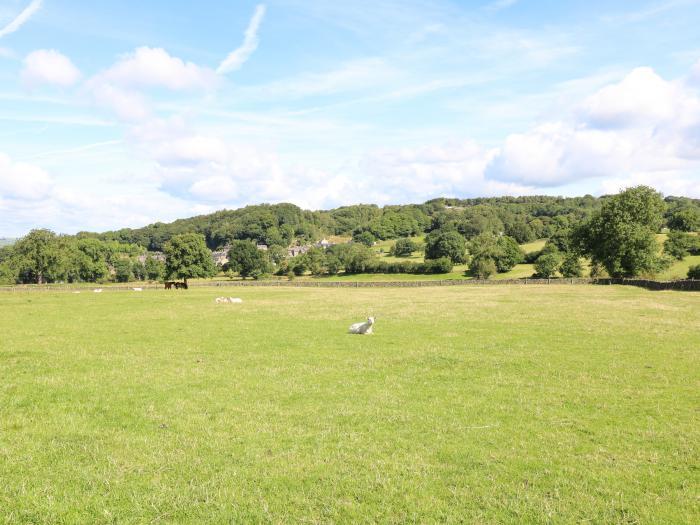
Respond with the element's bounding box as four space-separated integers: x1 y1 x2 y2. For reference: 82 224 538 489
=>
1 277 697 292
593 278 700 291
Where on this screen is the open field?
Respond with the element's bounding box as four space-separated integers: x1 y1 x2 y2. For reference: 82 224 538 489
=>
1 285 698 523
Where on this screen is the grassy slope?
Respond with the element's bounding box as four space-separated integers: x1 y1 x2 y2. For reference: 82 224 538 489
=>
1 286 698 523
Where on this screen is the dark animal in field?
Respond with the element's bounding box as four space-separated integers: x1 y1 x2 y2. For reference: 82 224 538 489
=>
175 281 188 289
164 281 174 289
165 281 188 289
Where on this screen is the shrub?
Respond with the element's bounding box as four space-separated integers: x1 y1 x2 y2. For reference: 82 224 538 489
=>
421 257 453 274
534 252 561 278
391 238 419 257
559 253 583 278
352 231 376 247
687 264 700 279
470 257 497 279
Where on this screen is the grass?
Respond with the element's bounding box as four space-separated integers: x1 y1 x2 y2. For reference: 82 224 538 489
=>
1 285 698 523
658 254 700 280
520 239 547 254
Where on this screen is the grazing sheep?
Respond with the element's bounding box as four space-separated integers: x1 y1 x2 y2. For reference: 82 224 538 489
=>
132 287 143 292
215 297 243 304
93 289 103 293
349 316 375 335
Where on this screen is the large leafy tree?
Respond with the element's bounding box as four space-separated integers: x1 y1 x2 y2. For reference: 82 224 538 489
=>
13 229 65 284
664 231 700 260
424 229 467 263
668 207 700 232
494 235 524 272
391 238 419 257
227 240 270 279
573 186 667 278
468 234 523 275
164 233 216 284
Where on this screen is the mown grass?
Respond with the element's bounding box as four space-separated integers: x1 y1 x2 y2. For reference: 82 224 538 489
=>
1 285 698 523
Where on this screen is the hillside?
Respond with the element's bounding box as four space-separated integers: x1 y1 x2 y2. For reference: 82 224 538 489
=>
80 195 699 253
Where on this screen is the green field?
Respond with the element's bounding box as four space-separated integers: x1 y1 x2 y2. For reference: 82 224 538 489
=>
1 285 698 523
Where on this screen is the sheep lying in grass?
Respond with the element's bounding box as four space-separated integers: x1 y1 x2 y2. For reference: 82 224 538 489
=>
93 289 103 293
215 297 243 304
132 287 143 292
349 316 375 335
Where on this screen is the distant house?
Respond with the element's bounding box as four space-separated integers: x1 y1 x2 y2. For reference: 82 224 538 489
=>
211 246 231 266
137 251 166 264
315 238 333 249
287 245 310 257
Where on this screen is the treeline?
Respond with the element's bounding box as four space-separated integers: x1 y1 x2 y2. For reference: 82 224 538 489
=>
2 188 699 284
88 195 612 251
0 230 165 285
91 194 699 252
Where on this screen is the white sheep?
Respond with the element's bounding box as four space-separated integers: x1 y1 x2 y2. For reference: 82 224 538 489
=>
93 289 103 293
215 297 243 304
348 316 375 335
132 287 143 292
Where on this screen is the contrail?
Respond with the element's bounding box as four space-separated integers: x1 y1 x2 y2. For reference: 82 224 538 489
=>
0 0 43 39
217 4 266 75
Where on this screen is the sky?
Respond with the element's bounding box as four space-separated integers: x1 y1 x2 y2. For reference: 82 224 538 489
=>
1 0 700 236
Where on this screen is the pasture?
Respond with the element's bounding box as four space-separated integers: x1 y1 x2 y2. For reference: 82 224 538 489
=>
1 285 698 523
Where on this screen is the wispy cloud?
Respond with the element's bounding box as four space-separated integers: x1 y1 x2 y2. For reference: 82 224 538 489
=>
217 4 266 74
0 0 42 39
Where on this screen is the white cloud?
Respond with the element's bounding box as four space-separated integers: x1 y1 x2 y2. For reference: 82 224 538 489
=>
217 4 266 74
580 67 680 128
89 82 151 121
21 49 81 88
0 153 52 200
86 47 218 121
0 0 41 39
486 63 700 188
100 47 217 90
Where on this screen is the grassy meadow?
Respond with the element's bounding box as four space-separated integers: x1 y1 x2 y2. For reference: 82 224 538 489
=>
1 285 699 523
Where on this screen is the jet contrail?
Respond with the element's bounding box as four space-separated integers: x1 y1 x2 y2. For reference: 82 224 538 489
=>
217 4 266 75
0 0 43 39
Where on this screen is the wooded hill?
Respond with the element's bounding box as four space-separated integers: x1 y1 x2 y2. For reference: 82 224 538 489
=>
84 195 699 252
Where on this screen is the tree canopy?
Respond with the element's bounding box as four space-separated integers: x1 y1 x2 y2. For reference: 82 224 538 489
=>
573 186 669 278
227 241 271 279
164 233 216 283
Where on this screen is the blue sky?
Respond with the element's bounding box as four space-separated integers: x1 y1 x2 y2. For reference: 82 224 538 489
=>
1 0 700 236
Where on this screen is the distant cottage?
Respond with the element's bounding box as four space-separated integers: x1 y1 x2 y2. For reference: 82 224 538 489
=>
137 252 166 264
287 245 310 257
315 238 333 249
211 246 230 266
